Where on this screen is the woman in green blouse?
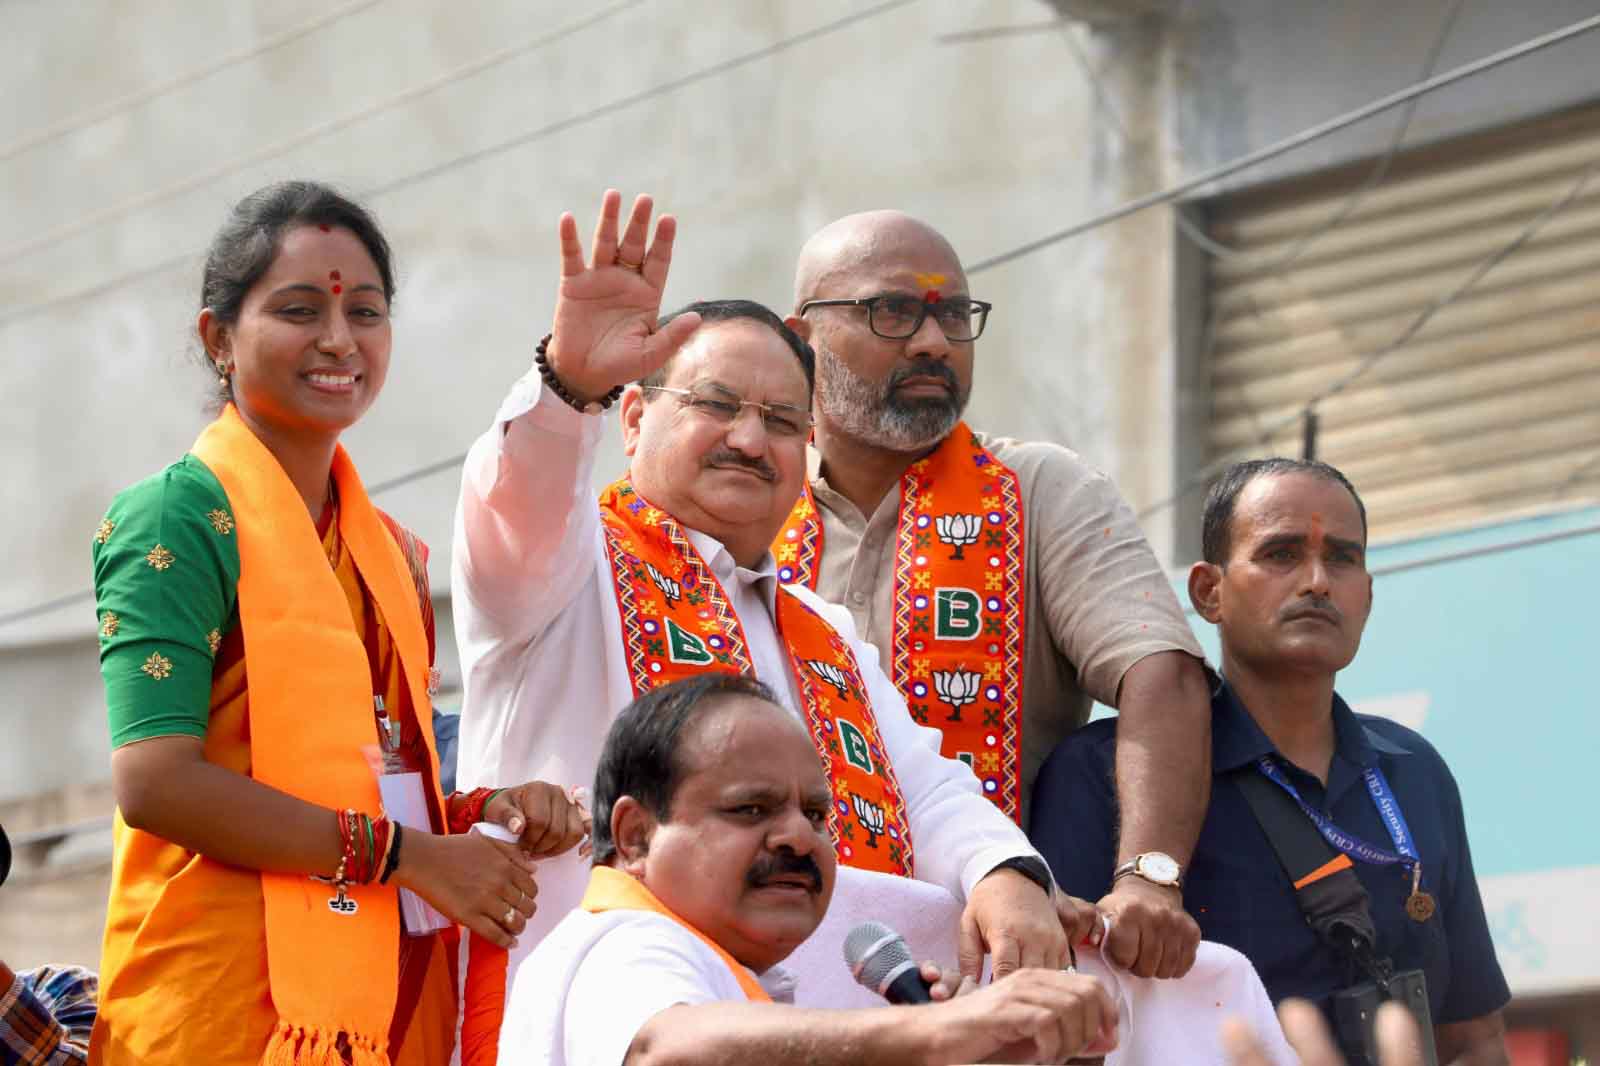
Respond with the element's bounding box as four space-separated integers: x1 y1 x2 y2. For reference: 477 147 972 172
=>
90 181 587 1065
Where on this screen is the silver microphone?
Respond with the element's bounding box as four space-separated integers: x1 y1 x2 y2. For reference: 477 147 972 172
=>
843 920 932 1004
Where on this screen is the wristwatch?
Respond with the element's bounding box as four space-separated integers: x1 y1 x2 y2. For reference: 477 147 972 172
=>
1112 851 1183 889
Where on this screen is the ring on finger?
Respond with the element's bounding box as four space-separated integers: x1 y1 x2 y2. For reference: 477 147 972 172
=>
503 905 517 927
613 252 644 272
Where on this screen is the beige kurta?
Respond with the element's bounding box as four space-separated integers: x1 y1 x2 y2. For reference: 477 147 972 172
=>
805 431 1204 829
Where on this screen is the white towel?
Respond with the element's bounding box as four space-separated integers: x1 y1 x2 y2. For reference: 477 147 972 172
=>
787 867 1297 1065
788 866 975 1009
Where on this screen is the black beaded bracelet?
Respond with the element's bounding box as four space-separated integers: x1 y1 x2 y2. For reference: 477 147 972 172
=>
534 333 624 413
379 822 404 885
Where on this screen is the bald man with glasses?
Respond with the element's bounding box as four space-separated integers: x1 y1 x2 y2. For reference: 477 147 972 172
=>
778 210 1213 980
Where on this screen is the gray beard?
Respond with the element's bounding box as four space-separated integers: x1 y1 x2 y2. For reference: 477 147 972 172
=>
814 340 967 454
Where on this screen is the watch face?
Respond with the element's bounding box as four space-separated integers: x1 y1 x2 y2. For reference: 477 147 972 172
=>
1140 853 1181 883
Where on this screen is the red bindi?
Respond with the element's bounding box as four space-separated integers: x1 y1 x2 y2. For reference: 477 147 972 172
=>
329 270 341 281
331 284 343 294
923 289 941 304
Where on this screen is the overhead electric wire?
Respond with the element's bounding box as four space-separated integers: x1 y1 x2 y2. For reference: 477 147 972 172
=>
1051 16 1241 258
1371 520 1600 578
0 449 473 632
0 1 648 267
964 9 1600 276
8 158 1591 633
0 0 918 332
0 589 96 630
1172 0 1468 264
0 0 921 629
4 7 1597 625
357 0 918 201
934 20 1064 45
1181 0 1465 442
1134 156 1600 523
0 0 385 164
1553 450 1600 501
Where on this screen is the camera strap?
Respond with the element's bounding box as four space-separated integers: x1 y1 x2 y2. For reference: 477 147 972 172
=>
1232 767 1390 984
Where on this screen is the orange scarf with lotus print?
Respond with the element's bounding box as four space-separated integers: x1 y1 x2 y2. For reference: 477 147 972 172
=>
775 424 1027 822
599 478 913 878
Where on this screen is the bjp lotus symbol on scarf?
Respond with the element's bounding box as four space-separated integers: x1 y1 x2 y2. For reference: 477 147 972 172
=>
935 513 982 559
932 668 982 723
852 794 886 848
807 659 853 701
644 561 682 606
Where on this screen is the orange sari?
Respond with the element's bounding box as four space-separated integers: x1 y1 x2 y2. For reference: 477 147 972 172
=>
92 408 456 1065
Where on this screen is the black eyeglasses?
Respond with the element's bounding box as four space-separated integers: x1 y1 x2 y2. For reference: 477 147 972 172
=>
798 293 993 341
642 384 813 438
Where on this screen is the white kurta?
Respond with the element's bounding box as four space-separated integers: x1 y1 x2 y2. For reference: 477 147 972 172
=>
452 372 1043 1011
499 906 763 1066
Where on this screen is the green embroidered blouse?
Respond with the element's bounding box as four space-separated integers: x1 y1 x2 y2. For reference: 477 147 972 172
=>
91 455 240 747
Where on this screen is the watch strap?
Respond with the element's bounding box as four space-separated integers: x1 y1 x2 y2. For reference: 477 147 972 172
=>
990 855 1053 896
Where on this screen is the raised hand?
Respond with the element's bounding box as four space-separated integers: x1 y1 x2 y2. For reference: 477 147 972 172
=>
544 189 702 404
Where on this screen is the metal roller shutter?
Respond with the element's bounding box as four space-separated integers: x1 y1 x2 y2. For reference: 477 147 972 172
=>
1200 102 1600 544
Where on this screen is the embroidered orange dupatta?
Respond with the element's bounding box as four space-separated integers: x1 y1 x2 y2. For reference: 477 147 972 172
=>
776 425 1027 821
599 479 915 877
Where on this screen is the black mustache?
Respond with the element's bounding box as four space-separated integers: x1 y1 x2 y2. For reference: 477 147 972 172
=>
705 449 776 481
886 359 958 393
1282 598 1341 624
746 849 823 893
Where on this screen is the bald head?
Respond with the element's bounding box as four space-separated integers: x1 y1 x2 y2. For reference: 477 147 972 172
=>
791 211 976 455
793 210 966 310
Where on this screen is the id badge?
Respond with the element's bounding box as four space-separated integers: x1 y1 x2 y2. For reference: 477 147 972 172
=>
376 770 452 936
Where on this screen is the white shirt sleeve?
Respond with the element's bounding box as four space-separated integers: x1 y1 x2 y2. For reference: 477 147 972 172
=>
452 370 607 649
793 586 1045 901
561 920 746 1066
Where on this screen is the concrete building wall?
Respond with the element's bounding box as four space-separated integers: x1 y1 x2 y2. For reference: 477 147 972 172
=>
1058 0 1600 554
1 0 1111 804
1169 0 1600 191
3 1 1595 1007
2 1 1124 967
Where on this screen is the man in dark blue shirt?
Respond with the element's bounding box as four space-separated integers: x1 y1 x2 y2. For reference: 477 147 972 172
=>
1032 459 1510 1065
